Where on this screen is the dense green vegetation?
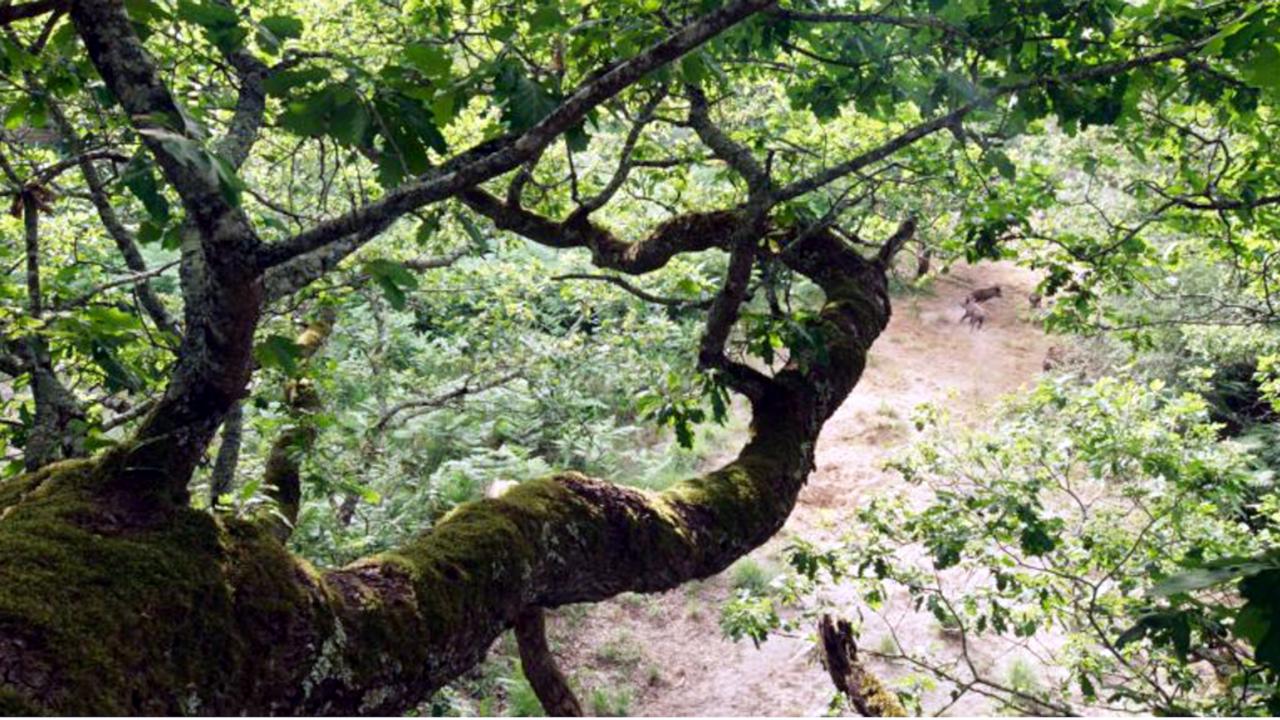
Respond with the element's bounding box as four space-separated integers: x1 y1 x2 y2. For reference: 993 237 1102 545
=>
0 0 1277 713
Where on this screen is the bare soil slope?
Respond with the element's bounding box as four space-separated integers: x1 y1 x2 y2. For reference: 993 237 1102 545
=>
550 261 1053 716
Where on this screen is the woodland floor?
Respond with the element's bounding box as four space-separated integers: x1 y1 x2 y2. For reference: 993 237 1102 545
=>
541 261 1057 716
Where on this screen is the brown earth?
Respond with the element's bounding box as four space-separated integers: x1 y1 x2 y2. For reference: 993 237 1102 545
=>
544 261 1056 716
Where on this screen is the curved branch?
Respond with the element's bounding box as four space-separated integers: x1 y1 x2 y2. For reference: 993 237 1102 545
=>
0 216 906 716
685 84 771 194
259 309 336 540
568 87 668 221
462 187 738 273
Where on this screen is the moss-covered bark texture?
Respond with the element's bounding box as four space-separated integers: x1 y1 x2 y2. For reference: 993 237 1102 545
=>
0 234 893 715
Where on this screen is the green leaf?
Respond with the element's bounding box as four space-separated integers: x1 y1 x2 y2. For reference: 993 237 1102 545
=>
138 128 241 206
121 155 171 222
988 150 1016 181
1018 522 1056 556
260 14 303 40
1234 602 1271 645
529 1 566 32
280 84 373 148
680 53 709 85
91 342 142 393
365 259 420 310
176 0 247 53
1243 43 1280 93
1151 560 1273 596
3 98 29 129
254 334 303 375
176 0 236 28
375 276 407 310
211 153 246 206
492 61 559 132
404 43 451 79
263 68 329 97
565 123 590 152
457 212 490 253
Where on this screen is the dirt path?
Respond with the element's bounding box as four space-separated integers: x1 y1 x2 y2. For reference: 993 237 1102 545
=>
549 262 1054 716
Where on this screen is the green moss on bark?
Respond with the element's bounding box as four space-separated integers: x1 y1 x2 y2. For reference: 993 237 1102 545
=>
0 449 329 715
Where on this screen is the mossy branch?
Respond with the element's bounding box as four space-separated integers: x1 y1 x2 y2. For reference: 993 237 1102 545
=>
820 614 907 717
0 223 904 714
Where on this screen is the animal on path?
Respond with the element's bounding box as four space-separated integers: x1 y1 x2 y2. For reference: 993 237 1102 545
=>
963 284 1002 305
1042 345 1066 371
959 299 988 330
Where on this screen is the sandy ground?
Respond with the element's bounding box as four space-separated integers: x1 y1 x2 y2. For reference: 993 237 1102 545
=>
544 261 1056 716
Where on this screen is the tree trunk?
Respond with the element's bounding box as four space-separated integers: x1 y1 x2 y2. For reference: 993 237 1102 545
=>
0 229 896 714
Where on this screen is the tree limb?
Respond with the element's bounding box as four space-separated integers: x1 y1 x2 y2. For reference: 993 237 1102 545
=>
0 212 901 715
43 96 182 336
775 38 1212 203
551 272 712 308
819 615 907 717
255 0 778 270
373 371 520 433
0 0 65 27
514 608 583 716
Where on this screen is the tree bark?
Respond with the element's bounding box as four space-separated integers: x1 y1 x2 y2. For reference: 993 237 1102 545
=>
819 615 907 717
0 224 901 714
67 0 266 503
208 402 244 506
19 193 85 471
514 608 582 716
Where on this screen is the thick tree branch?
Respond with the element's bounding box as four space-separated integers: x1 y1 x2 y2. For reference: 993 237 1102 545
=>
0 213 902 715
259 308 336 540
16 189 85 470
69 0 258 245
463 187 739 273
819 615 907 717
211 1 270 171
71 0 265 499
209 400 244 506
